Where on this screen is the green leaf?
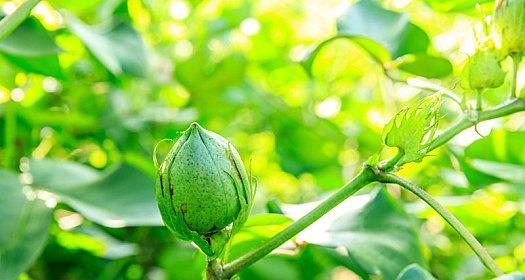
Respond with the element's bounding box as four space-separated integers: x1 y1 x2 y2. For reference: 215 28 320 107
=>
60 164 161 227
2 53 62 78
470 159 525 183
18 107 99 132
0 0 41 40
30 159 100 190
65 14 148 77
493 272 525 280
449 148 500 190
159 243 206 280
0 17 62 77
299 244 370 279
55 224 138 259
239 255 301 280
326 189 426 278
0 17 60 56
30 160 162 227
226 214 293 262
394 54 453 78
396 264 436 280
427 192 517 237
293 189 427 279
0 169 52 280
423 0 493 12
383 95 441 165
0 56 17 88
48 0 104 17
458 130 525 187
271 113 345 189
464 129 525 165
336 0 429 59
302 36 390 76
302 0 432 75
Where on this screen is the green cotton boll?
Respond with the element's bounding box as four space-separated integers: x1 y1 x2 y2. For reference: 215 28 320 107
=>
155 122 254 258
467 50 506 89
495 0 525 56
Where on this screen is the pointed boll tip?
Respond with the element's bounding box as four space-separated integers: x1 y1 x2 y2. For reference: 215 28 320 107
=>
190 121 205 130
187 122 205 134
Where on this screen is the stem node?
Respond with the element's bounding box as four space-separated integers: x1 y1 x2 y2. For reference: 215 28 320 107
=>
206 258 225 280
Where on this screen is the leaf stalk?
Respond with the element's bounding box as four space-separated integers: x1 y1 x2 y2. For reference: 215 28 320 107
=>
0 0 41 40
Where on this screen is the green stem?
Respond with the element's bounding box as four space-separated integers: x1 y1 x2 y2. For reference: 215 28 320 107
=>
476 89 482 112
511 54 521 99
3 101 16 168
380 99 525 171
0 0 41 40
379 148 404 171
376 172 503 276
221 168 376 279
206 258 223 280
428 98 525 151
383 72 463 107
218 99 525 278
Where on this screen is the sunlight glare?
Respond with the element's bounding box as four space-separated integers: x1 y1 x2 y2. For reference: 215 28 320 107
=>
2 2 15 15
170 1 190 20
174 40 193 59
58 211 84 230
11 88 25 102
392 0 412 8
240 18 261 36
315 97 341 119
43 77 60 92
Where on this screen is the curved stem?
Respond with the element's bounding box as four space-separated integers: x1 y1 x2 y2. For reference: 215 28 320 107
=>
380 99 525 171
217 99 525 278
0 0 41 40
383 72 463 109
406 77 463 108
379 149 404 171
376 171 503 276
511 54 521 99
428 98 525 151
221 168 376 278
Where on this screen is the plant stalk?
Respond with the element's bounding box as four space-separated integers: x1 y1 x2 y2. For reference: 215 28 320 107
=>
379 149 404 171
511 54 521 99
0 0 41 40
476 89 482 112
405 77 463 108
206 258 223 280
218 99 525 278
376 171 503 276
221 167 376 278
428 98 525 151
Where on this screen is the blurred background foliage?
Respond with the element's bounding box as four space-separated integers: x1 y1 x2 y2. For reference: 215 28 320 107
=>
0 0 524 279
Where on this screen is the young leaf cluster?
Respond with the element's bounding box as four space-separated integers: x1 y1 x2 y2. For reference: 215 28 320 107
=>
382 96 441 166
